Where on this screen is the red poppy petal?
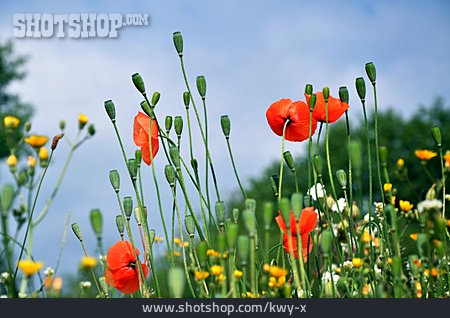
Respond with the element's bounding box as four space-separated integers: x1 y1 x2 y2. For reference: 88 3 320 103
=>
285 101 316 142
140 136 159 166
106 241 138 271
282 234 298 259
275 214 286 233
266 98 292 136
299 207 318 236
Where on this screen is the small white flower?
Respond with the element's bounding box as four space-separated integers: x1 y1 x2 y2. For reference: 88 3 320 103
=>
374 202 384 214
44 267 54 277
79 281 92 289
308 183 325 201
0 295 8 298
343 261 353 269
417 199 442 213
445 194 450 201
0 272 10 283
374 265 382 277
321 271 340 285
332 198 346 212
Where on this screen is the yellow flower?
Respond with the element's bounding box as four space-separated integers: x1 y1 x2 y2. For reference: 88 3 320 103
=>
7 155 17 167
173 251 181 257
174 237 182 246
444 151 450 167
409 233 418 241
391 196 396 205
262 263 270 273
383 183 392 192
25 135 49 149
268 275 285 288
361 231 372 244
210 265 223 276
373 237 380 248
194 271 209 281
80 256 98 269
352 258 364 268
27 156 36 168
234 270 243 279
387 257 393 265
415 281 422 298
78 113 88 127
207 249 221 257
397 158 405 168
52 277 63 291
4 116 20 128
424 268 439 277
447 219 450 227
19 260 43 276
399 200 413 212
154 236 164 243
39 147 49 161
183 241 189 247
217 274 226 282
269 265 288 278
415 149 437 161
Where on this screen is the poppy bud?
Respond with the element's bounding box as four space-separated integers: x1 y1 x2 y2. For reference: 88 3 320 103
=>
151 91 161 106
183 91 190 108
123 196 133 220
270 175 279 196
59 120 66 131
71 223 83 241
169 146 181 169
109 170 120 193
279 197 291 227
134 150 142 167
1 184 15 215
355 77 366 101
173 31 183 56
174 116 183 137
338 86 349 104
263 202 274 230
232 208 239 223
115 215 124 238
127 159 137 180
133 206 145 225
190 158 198 173
88 124 96 136
336 169 347 189
196 75 207 99
226 223 239 251
304 84 313 95
51 133 64 150
308 93 317 112
132 73 146 94
99 276 108 296
215 201 226 226
185 215 195 237
365 62 376 84
431 126 442 147
220 115 231 138
89 209 103 239
283 151 295 172
140 100 152 117
149 229 156 244
104 100 116 121
320 230 333 256
164 164 176 186
217 232 226 253
242 209 256 236
168 267 185 298
165 116 173 135
291 193 303 219
313 154 323 178
25 121 31 132
237 235 249 266
197 241 208 266
379 146 388 167
245 198 256 213
322 87 330 102
281 283 293 298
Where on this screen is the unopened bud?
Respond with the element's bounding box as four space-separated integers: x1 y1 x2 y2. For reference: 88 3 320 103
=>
355 77 366 101
196 75 207 99
173 31 183 56
169 146 181 169
115 215 124 238
283 151 295 172
320 230 333 256
89 209 103 239
322 87 330 102
164 165 176 186
71 223 83 241
165 116 173 134
24 121 31 132
313 154 323 177
151 91 161 106
215 201 225 226
123 196 133 220
59 120 66 131
132 73 146 94
338 86 349 104
87 124 96 136
309 93 317 112
135 150 142 166
220 115 231 138
109 170 120 192
104 100 116 121
140 100 152 117
263 202 274 230
190 158 198 172
183 91 190 108
127 159 137 180
336 169 347 189
174 116 183 137
270 175 279 196
431 126 442 147
365 62 376 84
185 215 195 236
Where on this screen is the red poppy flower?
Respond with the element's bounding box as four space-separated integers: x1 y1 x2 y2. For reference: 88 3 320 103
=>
266 98 317 142
275 207 318 260
133 112 159 165
104 241 148 294
305 92 349 123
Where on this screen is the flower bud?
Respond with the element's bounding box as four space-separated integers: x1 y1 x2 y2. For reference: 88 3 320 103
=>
104 100 116 121
279 198 291 227
151 91 161 106
431 126 442 147
7 155 17 168
134 206 146 225
322 87 330 102
169 146 181 169
220 115 231 138
174 116 183 137
24 121 31 132
173 31 183 56
291 193 303 219
127 159 137 180
168 267 185 298
313 154 323 177
89 209 103 239
217 232 226 253
1 184 15 215
425 186 436 200
338 86 349 104
215 201 225 226
59 120 66 131
88 124 96 136
365 62 376 84
149 229 156 245
123 196 133 220
237 235 249 266
245 198 256 213
336 169 347 189
140 100 152 117
232 208 239 223
135 149 142 166
355 77 366 101
71 223 83 241
196 75 206 99
304 84 313 95
308 93 317 112
263 202 274 230
320 230 333 256
185 215 195 236
115 215 124 238
197 241 208 266
51 133 64 150
190 158 198 173
226 223 239 251
242 209 256 236
164 164 176 186
183 91 190 108
379 146 388 167
283 151 295 172
132 73 146 94
165 116 173 134
270 175 279 196
109 170 120 192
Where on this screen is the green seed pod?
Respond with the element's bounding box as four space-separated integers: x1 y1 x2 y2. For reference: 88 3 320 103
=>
196 75 206 99
291 193 303 219
417 233 428 258
173 31 183 56
225 217 232 230
263 202 274 230
431 126 442 147
151 91 161 106
164 165 176 186
132 73 146 94
183 91 190 108
140 100 152 117
169 146 181 169
134 206 147 226
279 198 291 227
322 86 330 102
232 208 239 223
174 116 183 137
217 232 226 253
226 223 239 251
24 121 31 132
365 62 376 84
196 241 208 266
220 115 231 138
89 209 103 239
59 120 66 131
71 223 83 241
242 209 256 236
215 201 225 226
17 171 27 187
379 146 388 167
338 86 349 104
270 175 279 196
115 215 124 237
99 276 109 296
168 267 185 298
185 215 195 237
281 283 293 298
313 154 323 177
165 116 173 134
349 141 362 171
1 184 15 214
355 77 366 101
308 93 317 112
336 169 347 189
149 229 156 245
320 230 333 256
127 159 137 180
304 84 313 95
237 235 249 266
283 151 295 172
88 124 96 136
190 158 198 173
104 100 116 121
245 198 256 213
135 150 142 166
123 196 133 220
109 170 120 192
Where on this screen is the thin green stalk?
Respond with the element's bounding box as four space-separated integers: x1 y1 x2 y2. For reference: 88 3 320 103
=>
278 120 290 202
438 147 446 218
249 235 257 295
372 84 385 205
226 137 247 199
307 110 313 206
80 240 103 296
201 98 212 221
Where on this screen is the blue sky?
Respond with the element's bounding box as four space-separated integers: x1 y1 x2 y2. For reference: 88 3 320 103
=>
1 0 450 281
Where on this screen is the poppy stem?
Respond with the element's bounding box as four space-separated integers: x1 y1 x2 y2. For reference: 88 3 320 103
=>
278 120 290 202
437 147 446 218
286 228 302 296
307 110 313 206
225 136 247 199
80 240 103 297
371 83 385 205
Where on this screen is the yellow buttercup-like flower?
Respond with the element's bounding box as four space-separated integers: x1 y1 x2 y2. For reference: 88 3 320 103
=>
78 113 88 126
7 155 17 167
194 271 209 281
19 260 44 276
210 265 223 276
269 265 288 278
25 135 49 149
397 158 405 168
80 256 98 269
28 156 37 168
383 183 392 192
154 236 164 243
352 258 364 268
409 233 418 241
444 151 450 169
361 231 372 244
415 149 437 161
173 251 181 257
39 147 49 161
234 270 243 279
399 200 413 212
4 116 20 128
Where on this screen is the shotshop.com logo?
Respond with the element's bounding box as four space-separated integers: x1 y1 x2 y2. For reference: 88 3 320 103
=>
13 13 149 38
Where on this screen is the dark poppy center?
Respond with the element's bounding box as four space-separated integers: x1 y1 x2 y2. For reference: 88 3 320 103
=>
128 261 136 268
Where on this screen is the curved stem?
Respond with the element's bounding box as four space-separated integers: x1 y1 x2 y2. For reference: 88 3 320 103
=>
226 137 247 199
278 120 290 202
